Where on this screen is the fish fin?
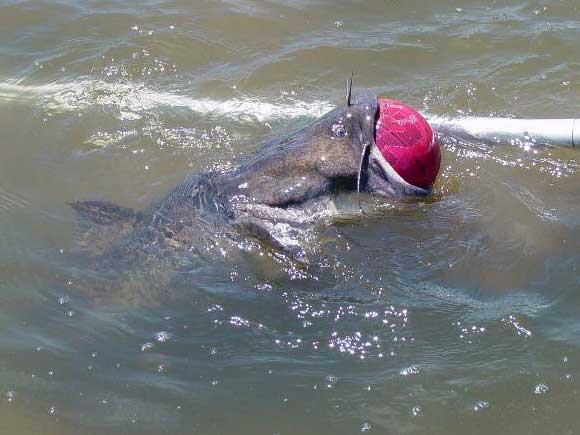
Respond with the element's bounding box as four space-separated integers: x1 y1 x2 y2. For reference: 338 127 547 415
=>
237 218 308 264
346 73 353 107
69 200 141 256
69 200 139 226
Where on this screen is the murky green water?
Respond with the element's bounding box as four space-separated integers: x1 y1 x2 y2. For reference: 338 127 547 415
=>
1 0 579 433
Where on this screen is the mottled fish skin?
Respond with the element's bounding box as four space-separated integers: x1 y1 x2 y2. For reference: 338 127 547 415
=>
146 94 379 249
70 94 421 304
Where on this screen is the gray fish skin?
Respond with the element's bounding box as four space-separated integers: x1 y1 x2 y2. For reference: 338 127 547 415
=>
69 94 424 304
148 94 379 244
143 93 429 253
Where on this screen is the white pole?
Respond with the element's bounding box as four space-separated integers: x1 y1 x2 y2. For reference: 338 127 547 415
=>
425 116 578 148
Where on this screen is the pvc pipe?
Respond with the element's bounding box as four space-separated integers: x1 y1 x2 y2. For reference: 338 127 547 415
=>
426 116 578 148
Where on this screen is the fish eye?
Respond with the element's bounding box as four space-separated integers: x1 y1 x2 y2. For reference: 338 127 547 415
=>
332 123 346 138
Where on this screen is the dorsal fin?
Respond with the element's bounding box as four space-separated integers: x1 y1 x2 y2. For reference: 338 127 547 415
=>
69 200 142 256
69 200 139 226
346 73 353 107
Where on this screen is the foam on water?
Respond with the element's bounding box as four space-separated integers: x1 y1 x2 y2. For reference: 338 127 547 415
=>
1 0 580 431
0 79 335 122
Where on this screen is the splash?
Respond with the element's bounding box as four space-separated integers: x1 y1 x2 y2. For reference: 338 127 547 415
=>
0 79 335 123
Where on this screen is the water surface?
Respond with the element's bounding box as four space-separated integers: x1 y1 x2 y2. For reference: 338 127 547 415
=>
1 0 579 434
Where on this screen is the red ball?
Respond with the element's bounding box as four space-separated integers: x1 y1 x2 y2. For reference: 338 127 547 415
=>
374 98 441 189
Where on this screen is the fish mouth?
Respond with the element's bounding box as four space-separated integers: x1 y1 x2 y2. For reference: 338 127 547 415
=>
362 98 430 197
369 143 427 192
366 147 430 197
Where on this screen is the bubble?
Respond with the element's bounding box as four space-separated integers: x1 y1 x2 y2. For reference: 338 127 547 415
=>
255 283 272 292
154 331 172 342
411 406 422 417
140 342 154 352
502 316 532 337
229 316 250 327
534 384 549 395
400 365 420 376
361 422 372 432
325 375 338 388
473 401 489 411
207 304 224 312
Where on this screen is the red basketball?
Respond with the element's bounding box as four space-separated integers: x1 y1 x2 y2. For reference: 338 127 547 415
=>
374 98 441 189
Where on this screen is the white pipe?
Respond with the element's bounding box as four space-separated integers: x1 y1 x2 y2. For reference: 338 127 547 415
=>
425 116 578 148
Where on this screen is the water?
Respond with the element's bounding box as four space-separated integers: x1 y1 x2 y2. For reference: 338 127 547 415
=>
0 0 579 433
